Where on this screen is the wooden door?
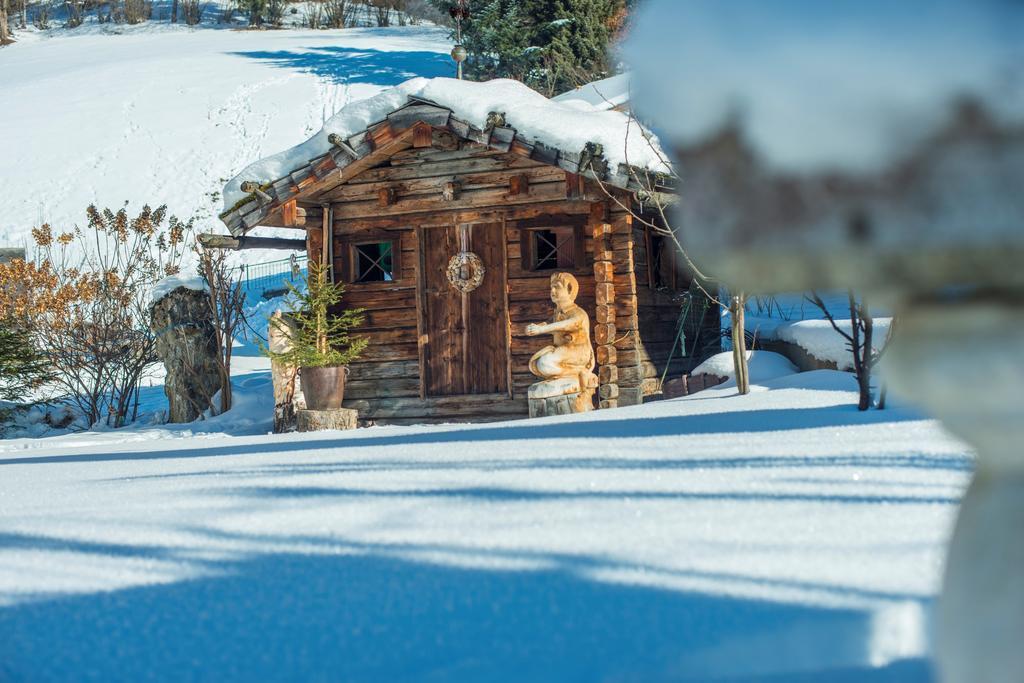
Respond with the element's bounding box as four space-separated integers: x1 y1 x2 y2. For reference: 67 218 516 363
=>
417 222 509 397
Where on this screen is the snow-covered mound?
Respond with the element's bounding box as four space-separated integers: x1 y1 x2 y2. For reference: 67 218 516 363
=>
692 350 798 384
774 318 893 371
223 76 670 209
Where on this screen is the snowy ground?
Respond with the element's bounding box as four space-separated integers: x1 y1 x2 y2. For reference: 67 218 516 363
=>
0 22 451 264
0 367 971 682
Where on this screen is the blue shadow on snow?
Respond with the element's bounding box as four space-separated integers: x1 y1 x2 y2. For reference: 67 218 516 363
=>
0 529 934 683
227 45 452 85
0 404 971 470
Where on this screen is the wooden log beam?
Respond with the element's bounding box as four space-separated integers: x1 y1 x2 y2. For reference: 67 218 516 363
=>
197 234 307 251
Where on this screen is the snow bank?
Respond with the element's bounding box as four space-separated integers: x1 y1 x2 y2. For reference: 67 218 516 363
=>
693 350 798 384
223 77 670 209
552 73 631 112
148 274 208 309
774 318 893 371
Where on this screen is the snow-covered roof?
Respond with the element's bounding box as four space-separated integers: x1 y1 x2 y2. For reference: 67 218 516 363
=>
552 73 631 112
220 77 670 236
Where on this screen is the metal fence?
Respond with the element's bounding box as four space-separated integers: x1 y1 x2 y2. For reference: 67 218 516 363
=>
237 253 309 295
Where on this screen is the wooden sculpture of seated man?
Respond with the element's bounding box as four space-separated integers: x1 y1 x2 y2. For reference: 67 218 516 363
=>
525 272 599 416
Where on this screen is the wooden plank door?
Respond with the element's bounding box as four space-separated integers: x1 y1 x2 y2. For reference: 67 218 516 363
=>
417 222 509 397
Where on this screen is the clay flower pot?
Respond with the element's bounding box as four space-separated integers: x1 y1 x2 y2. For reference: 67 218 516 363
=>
300 365 349 410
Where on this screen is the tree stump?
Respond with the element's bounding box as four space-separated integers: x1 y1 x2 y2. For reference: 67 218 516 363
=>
296 408 358 432
528 375 596 418
150 285 219 423
529 393 588 418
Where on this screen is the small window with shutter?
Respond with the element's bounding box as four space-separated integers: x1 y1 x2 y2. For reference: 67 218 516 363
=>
353 241 394 282
522 226 582 272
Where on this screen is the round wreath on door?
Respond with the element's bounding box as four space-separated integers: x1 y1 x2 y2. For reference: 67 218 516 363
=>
446 251 486 293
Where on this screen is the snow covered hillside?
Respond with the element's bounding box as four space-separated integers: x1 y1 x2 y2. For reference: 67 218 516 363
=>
0 370 970 682
0 23 451 262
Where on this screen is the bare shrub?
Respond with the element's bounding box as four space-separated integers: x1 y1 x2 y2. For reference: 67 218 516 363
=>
806 290 896 411
369 0 390 26
196 247 247 414
127 0 151 22
302 0 320 27
180 0 202 25
32 2 48 27
63 0 82 27
402 0 443 25
0 206 193 428
264 0 284 25
322 0 352 28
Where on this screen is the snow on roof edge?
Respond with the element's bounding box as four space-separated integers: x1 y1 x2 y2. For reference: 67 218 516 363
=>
222 77 670 212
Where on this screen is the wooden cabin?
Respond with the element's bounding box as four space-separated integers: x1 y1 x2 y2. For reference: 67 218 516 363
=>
216 89 719 424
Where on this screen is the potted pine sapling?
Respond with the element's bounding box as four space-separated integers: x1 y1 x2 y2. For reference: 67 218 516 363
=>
265 262 367 410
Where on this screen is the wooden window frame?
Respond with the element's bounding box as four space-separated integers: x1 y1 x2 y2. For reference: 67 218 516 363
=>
335 230 402 284
519 223 587 274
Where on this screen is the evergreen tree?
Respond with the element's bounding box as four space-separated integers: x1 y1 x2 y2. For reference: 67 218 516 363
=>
432 0 628 95
0 321 51 402
264 262 368 368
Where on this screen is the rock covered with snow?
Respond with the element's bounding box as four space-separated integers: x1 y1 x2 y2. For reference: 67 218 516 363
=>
148 274 209 310
223 77 670 209
692 350 798 385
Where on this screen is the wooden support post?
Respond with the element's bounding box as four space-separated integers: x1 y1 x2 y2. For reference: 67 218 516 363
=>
321 203 333 281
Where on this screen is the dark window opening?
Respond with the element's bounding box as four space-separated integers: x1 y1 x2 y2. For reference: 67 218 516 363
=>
648 231 676 290
531 227 575 271
354 242 394 282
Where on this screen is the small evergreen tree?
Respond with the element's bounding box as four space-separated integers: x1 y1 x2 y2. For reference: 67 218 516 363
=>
264 262 367 368
0 321 51 402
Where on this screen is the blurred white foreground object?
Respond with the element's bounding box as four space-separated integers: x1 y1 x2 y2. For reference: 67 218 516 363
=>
626 2 1024 681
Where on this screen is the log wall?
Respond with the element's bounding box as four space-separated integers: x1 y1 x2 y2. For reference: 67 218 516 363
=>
314 143 594 423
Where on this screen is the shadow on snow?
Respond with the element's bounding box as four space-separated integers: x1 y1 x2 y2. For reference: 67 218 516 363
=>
0 403 970 470
227 45 453 85
0 529 934 683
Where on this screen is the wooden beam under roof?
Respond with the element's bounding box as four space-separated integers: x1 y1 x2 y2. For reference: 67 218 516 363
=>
197 234 307 251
